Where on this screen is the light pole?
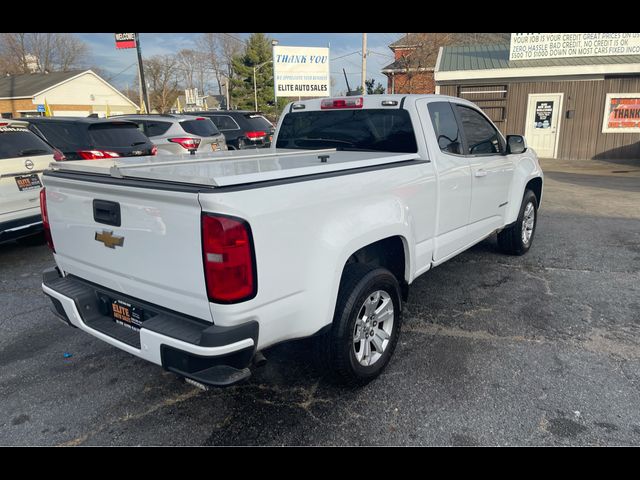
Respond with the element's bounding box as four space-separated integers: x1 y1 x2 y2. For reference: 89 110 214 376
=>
221 81 229 110
253 61 271 112
272 39 279 120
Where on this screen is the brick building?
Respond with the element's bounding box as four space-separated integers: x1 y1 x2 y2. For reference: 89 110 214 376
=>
0 70 138 118
381 33 512 94
381 34 436 94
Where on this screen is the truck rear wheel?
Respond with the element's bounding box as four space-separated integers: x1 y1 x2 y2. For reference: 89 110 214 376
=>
316 263 402 386
497 189 538 255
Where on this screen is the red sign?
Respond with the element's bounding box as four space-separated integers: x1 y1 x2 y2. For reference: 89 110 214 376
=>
115 33 136 49
607 97 640 129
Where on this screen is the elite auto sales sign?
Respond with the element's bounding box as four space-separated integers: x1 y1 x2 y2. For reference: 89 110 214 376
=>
273 46 330 98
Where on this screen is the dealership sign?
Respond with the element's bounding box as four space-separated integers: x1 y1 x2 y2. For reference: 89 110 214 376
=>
510 33 640 61
602 93 640 133
273 46 330 97
115 33 136 49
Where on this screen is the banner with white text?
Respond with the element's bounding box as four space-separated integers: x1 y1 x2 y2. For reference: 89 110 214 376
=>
273 46 330 98
510 33 640 61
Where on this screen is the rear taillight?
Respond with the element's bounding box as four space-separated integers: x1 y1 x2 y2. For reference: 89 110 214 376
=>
246 131 266 140
53 149 66 161
168 137 201 150
151 145 158 155
320 97 364 109
77 150 121 160
40 188 55 252
201 214 256 303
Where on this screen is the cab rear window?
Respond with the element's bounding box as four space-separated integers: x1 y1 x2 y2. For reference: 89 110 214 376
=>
0 127 53 160
276 109 417 153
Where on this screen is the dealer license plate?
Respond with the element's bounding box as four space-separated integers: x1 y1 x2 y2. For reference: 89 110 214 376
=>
15 174 42 191
111 299 144 331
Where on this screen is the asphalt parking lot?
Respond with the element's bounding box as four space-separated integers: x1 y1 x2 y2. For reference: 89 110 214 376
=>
1 157 639 446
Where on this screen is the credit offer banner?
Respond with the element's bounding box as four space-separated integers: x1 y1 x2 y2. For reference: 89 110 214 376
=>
273 46 330 98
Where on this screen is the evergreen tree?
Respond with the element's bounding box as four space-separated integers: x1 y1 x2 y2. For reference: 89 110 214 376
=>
230 33 285 119
365 78 385 95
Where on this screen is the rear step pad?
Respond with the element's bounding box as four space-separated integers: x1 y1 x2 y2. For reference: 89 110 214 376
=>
175 365 252 389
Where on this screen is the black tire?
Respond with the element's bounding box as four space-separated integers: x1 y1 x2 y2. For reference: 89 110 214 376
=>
497 189 538 255
316 263 402 386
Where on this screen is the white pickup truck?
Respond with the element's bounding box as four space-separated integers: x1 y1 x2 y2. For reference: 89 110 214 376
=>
41 94 543 388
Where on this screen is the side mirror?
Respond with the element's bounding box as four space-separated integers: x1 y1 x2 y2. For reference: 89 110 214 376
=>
506 135 527 154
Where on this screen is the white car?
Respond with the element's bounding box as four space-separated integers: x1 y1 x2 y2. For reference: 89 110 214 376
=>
0 120 61 244
40 95 543 388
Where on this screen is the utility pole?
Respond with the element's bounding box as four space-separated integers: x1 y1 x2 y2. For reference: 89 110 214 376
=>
135 33 151 113
361 33 367 94
253 65 258 111
272 39 279 121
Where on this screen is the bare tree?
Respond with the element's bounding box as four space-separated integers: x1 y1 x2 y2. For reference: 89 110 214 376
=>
144 54 181 113
393 33 510 93
120 85 140 105
196 33 243 105
0 33 88 74
176 49 209 94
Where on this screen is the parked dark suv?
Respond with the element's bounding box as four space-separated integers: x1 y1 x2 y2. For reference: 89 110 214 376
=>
189 110 275 150
24 117 156 160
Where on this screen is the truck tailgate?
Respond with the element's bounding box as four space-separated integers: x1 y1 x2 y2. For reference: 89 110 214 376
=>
43 174 212 322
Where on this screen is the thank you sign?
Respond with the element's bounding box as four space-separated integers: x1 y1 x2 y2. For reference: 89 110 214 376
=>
273 46 330 98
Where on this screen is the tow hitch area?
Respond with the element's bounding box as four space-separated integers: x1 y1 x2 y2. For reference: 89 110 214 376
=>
181 351 267 390
182 365 252 390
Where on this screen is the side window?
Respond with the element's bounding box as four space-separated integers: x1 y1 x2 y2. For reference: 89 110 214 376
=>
427 102 462 155
455 105 504 155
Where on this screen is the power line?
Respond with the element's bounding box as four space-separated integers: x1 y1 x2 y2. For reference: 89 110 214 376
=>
331 50 361 61
368 50 394 59
220 32 248 45
104 62 137 82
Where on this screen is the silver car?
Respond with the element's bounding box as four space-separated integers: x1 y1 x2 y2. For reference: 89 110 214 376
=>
116 114 227 155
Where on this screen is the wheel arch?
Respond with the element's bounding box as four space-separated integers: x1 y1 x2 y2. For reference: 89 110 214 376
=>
343 235 411 301
505 153 544 224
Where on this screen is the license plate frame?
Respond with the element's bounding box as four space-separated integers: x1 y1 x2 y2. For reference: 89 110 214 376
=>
111 299 144 331
15 174 42 192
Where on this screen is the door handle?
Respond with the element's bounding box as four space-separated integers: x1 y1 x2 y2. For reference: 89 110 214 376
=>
474 169 488 177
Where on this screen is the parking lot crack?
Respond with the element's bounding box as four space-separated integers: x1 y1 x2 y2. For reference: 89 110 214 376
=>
58 387 202 446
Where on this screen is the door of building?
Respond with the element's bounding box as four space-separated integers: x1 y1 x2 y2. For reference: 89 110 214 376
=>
524 93 563 158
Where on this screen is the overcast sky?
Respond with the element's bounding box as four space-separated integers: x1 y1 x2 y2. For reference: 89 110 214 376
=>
77 33 403 95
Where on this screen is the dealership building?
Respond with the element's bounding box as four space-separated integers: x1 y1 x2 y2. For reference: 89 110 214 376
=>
0 70 138 119
434 34 640 160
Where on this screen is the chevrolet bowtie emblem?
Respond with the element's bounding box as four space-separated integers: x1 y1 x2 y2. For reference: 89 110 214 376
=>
95 230 124 249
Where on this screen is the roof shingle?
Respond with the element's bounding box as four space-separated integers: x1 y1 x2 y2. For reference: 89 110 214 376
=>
0 70 85 98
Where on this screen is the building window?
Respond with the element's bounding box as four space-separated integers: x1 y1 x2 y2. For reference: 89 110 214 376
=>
458 85 508 101
602 93 640 133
